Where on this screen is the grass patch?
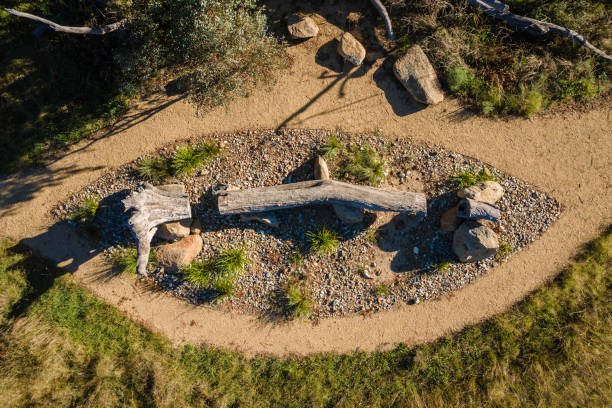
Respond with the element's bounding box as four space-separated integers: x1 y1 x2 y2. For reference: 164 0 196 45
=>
374 284 391 297
435 261 452 273
391 1 611 116
450 167 496 189
136 156 172 183
306 227 340 256
337 144 385 185
0 228 610 406
69 197 99 224
172 142 220 176
109 247 138 274
318 134 344 159
283 281 313 319
497 242 515 259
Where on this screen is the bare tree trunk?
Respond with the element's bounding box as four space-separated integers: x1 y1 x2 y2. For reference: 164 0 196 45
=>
370 0 395 40
467 0 611 62
217 179 427 216
122 184 192 275
5 8 125 35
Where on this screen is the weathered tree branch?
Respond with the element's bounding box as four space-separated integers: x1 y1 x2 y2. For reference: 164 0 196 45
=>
123 184 191 275
467 0 611 62
370 0 395 40
217 179 427 216
5 8 125 35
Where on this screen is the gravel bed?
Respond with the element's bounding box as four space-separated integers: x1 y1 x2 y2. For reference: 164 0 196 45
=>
53 128 561 319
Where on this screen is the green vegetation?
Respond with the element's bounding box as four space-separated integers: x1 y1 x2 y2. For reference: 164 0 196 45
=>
283 281 313 319
374 284 391 297
306 227 340 256
109 247 138 274
337 144 386 185
497 242 515 259
289 250 305 266
391 0 611 116
172 142 220 176
182 245 248 302
435 261 452 273
450 167 495 188
69 197 99 224
365 227 379 245
1 0 284 174
319 134 344 159
136 156 172 183
0 226 610 406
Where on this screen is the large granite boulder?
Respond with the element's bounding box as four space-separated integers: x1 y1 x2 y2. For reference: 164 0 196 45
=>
155 235 203 273
457 181 504 205
156 219 191 241
452 221 499 262
337 32 366 66
393 45 444 105
287 15 319 39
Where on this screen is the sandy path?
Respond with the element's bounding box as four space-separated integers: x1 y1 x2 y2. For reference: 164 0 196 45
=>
1 22 610 356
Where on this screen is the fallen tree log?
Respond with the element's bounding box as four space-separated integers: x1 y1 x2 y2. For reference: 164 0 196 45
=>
217 179 427 216
5 8 125 35
122 184 191 275
467 0 611 62
457 198 500 222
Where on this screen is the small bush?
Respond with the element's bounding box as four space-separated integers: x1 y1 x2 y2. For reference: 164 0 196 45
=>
446 67 476 95
319 134 343 159
374 284 390 297
307 227 340 256
435 261 452 273
216 245 249 276
69 197 99 224
136 157 171 183
338 144 385 185
214 277 235 303
451 168 495 189
173 142 219 176
497 242 514 259
284 282 312 318
183 259 216 288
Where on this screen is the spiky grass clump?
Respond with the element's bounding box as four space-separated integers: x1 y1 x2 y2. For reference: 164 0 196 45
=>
70 197 99 223
450 168 496 189
497 242 514 259
136 157 171 183
319 134 343 159
183 259 216 288
435 261 452 273
213 278 235 303
172 142 220 175
306 227 340 256
338 144 385 185
284 282 312 319
109 246 156 274
216 245 248 276
374 284 390 297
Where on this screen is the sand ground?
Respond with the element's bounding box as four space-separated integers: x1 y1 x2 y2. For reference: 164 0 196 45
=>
1 19 610 357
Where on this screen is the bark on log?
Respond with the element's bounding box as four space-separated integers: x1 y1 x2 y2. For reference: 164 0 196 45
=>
466 0 611 62
122 184 191 275
5 8 126 35
457 198 500 222
217 179 427 216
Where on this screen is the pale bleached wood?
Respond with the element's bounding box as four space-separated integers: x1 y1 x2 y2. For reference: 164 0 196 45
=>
467 0 611 62
5 8 125 35
217 179 427 216
122 184 191 274
457 198 500 222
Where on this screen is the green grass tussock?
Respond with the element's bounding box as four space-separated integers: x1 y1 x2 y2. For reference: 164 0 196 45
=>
306 227 340 256
450 167 496 189
0 227 611 406
283 282 313 319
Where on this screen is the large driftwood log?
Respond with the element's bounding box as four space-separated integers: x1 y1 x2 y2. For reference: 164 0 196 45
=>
457 198 500 222
217 179 427 216
122 184 191 275
467 0 611 62
5 8 125 35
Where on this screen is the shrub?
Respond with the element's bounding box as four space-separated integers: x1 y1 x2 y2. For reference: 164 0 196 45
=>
374 284 390 297
446 66 476 95
183 259 216 288
435 261 452 273
319 134 343 159
338 144 385 185
284 282 312 318
173 142 219 175
136 157 171 183
117 0 287 110
69 197 99 224
497 242 514 259
451 168 495 189
216 245 249 276
306 227 340 256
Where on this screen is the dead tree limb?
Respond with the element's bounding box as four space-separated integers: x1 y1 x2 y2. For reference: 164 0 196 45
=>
217 179 427 216
370 0 395 40
122 184 191 275
467 0 611 62
5 8 125 35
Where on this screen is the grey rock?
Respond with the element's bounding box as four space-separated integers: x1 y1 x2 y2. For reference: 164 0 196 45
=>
452 221 499 262
333 203 364 224
393 45 444 105
287 15 319 39
457 181 504 205
337 32 366 66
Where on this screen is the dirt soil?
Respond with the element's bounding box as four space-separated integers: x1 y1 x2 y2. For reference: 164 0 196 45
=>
0 16 610 357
